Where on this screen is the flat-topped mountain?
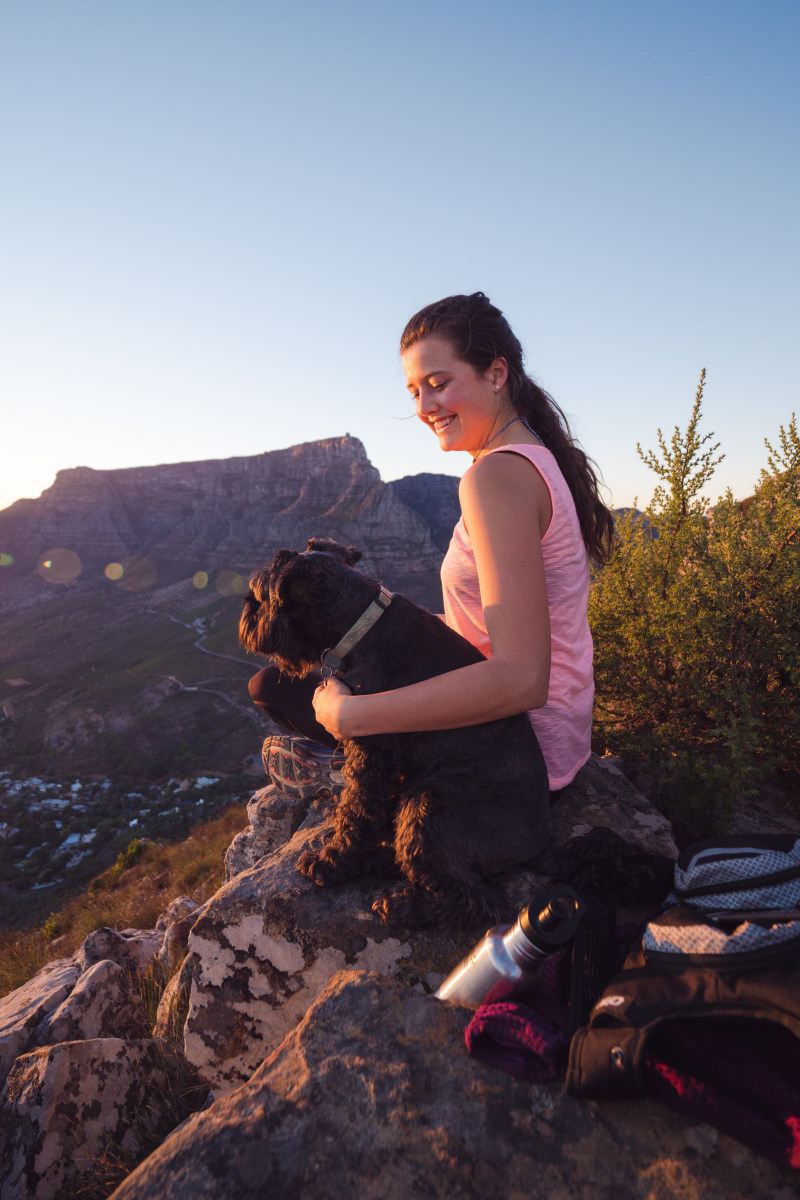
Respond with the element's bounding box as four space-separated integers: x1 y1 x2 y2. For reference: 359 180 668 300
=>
0 439 460 855
0 436 457 595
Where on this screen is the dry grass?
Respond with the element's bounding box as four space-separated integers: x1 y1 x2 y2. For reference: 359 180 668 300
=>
0 802 248 999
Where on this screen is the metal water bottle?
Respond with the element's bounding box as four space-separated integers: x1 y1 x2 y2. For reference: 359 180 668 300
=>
434 887 586 1007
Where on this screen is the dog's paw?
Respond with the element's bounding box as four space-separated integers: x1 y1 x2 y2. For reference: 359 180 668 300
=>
297 844 358 886
372 883 431 929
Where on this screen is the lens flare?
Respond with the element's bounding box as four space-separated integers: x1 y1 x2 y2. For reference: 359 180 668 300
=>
104 562 124 581
0 553 14 566
192 571 209 589
114 556 157 592
215 570 249 597
37 549 82 584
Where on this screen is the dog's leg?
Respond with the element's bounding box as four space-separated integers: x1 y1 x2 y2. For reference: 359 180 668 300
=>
371 791 507 934
297 743 397 886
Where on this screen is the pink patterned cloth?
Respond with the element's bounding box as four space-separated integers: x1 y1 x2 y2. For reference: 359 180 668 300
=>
440 444 593 789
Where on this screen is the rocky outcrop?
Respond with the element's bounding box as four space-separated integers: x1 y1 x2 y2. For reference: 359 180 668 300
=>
111 970 795 1200
0 929 166 1094
174 754 677 1094
0 959 82 1085
36 959 151 1044
2 760 798 1196
0 1037 199 1200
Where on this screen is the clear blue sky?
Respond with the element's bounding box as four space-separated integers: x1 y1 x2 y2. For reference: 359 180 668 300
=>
1 0 797 515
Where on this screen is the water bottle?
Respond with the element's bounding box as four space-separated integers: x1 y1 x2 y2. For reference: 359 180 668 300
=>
434 887 586 1007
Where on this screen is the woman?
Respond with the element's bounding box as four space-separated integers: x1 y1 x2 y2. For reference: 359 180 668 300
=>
251 292 614 800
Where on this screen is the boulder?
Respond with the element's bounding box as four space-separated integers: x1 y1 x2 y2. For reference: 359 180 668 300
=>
176 755 677 1094
0 958 81 1087
0 1036 202 1200
110 971 797 1200
76 927 163 976
36 959 151 1044
155 896 200 932
223 784 312 883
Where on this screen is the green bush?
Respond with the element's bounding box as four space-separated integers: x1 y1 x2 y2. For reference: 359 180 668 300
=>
589 372 799 835
112 837 148 875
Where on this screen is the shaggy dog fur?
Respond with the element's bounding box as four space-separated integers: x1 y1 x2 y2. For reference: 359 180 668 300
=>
240 538 550 932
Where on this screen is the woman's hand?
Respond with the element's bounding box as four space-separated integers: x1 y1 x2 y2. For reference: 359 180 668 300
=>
312 676 354 741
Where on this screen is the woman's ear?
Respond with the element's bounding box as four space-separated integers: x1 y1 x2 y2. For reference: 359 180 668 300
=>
487 356 509 391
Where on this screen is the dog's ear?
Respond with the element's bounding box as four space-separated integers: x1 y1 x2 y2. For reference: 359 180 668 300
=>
239 592 261 653
306 537 362 566
288 578 313 603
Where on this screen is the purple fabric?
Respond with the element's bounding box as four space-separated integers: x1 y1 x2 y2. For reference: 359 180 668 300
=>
464 954 571 1082
465 1000 570 1081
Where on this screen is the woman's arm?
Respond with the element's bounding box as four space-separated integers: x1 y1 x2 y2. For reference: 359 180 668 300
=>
312 451 552 740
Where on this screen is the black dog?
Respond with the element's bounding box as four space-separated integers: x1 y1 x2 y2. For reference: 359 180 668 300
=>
240 538 550 932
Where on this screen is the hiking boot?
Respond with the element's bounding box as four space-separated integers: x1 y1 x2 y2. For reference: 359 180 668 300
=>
261 735 346 800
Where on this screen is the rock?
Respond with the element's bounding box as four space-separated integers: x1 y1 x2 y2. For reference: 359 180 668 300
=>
156 896 199 932
110 971 797 1200
0 958 81 1087
154 963 193 1047
76 927 163 977
548 753 676 860
176 755 677 1094
0 1037 203 1200
36 959 151 1044
223 784 315 882
157 919 194 976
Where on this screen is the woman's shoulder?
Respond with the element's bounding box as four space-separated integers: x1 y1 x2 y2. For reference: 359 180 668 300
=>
459 446 553 533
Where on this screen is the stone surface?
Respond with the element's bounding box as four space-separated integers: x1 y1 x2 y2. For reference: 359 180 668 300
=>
111 971 798 1200
223 784 318 883
155 896 199 932
548 753 676 861
0 958 81 1087
176 755 677 1094
36 959 151 1044
75 927 163 977
0 1037 190 1200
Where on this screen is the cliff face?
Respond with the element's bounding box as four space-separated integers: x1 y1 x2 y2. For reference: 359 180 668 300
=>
0 438 461 784
0 437 451 592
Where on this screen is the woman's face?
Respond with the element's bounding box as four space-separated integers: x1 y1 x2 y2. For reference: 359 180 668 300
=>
401 335 510 457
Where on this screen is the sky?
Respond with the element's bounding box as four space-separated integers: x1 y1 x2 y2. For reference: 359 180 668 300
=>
1 0 798 515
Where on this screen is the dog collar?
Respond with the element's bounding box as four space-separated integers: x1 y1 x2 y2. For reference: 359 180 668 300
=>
320 586 393 675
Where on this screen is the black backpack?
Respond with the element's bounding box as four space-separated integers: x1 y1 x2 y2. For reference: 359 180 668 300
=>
566 834 800 1166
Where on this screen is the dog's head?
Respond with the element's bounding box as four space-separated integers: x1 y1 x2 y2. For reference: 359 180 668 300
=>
239 538 367 676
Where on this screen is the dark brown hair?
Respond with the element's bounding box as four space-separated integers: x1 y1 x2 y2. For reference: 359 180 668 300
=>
400 291 615 565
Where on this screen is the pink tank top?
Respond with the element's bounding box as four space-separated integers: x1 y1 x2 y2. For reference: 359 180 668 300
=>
440 444 593 789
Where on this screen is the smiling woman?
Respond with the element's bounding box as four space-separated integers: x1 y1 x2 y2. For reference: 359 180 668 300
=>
305 292 617 800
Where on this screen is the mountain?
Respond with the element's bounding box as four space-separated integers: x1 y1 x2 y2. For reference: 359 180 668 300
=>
0 437 460 788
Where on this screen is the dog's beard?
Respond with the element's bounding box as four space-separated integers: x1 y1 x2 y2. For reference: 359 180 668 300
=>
240 587 319 677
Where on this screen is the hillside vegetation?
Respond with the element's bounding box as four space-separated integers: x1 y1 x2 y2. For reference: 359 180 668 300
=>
0 802 247 999
590 372 799 835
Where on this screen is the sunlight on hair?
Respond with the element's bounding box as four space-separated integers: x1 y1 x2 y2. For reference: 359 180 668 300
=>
215 569 249 597
0 552 13 566
104 562 124 581
192 571 209 589
37 548 82 584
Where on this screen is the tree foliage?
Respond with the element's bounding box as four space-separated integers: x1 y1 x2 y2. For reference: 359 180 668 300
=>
589 374 799 834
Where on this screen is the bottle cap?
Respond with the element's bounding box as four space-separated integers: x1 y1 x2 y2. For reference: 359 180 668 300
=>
519 887 586 949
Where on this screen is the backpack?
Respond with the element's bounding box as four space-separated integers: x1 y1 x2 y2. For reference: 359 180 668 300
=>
565 834 800 1167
